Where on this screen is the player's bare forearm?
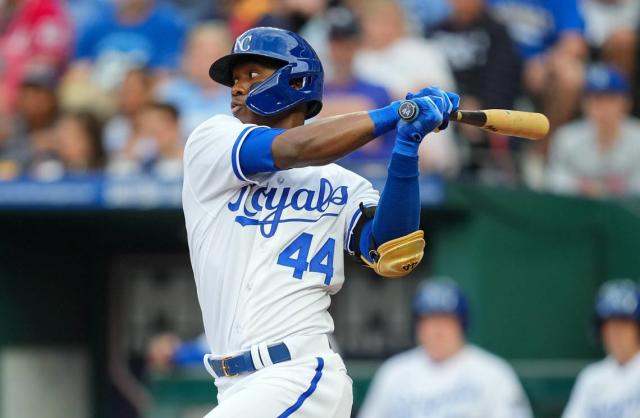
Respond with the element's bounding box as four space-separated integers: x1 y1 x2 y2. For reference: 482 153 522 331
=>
272 112 376 169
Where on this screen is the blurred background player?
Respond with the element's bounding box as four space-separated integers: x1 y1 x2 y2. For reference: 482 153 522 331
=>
546 65 640 197
562 279 640 418
358 278 532 418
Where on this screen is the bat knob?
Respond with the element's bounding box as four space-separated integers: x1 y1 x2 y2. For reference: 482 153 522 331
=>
398 100 419 122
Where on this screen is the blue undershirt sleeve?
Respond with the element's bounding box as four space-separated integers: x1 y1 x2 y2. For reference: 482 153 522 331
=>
358 152 421 261
238 127 286 175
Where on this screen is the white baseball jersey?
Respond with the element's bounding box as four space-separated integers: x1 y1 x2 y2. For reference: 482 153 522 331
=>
358 345 533 418
182 114 379 357
562 352 640 418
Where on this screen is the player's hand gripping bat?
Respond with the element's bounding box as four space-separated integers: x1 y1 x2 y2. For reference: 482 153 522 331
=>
397 101 550 140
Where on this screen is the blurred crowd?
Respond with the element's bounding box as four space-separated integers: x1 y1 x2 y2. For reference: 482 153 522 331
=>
2 0 640 198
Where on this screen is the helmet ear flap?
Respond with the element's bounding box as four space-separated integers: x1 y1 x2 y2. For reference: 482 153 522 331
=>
246 64 323 118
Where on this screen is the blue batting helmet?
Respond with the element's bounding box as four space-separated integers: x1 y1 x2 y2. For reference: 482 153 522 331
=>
414 278 469 329
594 279 640 325
209 27 324 119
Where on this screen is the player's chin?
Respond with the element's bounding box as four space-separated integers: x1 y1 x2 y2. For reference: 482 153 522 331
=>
233 106 252 123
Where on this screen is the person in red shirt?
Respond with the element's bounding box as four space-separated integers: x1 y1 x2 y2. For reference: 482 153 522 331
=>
0 0 72 114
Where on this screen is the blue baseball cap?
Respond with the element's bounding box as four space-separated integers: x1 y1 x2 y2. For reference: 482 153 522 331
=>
594 279 640 325
413 278 469 329
585 65 629 95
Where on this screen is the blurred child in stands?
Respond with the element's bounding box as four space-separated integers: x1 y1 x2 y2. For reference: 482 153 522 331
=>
54 111 105 175
103 69 154 159
109 102 183 178
546 65 640 197
0 73 59 179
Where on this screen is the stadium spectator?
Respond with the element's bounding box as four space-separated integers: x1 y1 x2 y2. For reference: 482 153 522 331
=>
0 74 59 178
397 0 451 32
65 0 112 33
157 0 223 23
318 7 394 173
352 0 459 176
155 22 232 138
358 279 532 418
108 103 183 178
428 0 522 183
103 68 154 158
54 111 105 175
582 0 639 80
257 0 328 33
0 0 72 114
353 0 455 100
489 0 587 133
321 6 458 176
66 0 187 95
562 279 640 418
546 65 640 198
225 0 278 37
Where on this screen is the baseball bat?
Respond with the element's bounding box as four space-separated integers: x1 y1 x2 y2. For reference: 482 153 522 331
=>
397 101 550 140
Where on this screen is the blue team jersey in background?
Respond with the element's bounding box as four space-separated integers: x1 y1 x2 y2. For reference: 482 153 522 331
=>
75 4 187 70
488 0 584 59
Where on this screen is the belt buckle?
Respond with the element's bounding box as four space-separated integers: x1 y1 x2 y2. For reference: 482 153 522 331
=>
220 356 235 377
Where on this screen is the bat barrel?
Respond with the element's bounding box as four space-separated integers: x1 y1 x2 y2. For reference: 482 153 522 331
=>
455 110 549 140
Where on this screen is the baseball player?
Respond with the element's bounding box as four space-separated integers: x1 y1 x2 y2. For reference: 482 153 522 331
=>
181 27 459 418
562 279 640 418
358 279 532 418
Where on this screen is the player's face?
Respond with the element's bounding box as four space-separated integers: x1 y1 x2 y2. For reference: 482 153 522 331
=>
230 61 278 124
417 314 465 362
602 319 640 364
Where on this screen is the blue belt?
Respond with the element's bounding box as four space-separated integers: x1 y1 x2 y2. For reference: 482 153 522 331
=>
208 343 291 377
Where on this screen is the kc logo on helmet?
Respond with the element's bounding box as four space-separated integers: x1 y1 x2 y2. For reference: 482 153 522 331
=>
236 35 252 52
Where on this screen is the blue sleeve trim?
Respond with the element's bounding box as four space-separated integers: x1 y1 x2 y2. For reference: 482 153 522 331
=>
231 126 260 182
239 127 286 175
277 357 324 418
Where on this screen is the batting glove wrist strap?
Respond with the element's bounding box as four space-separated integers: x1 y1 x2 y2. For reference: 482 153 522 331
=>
368 101 401 137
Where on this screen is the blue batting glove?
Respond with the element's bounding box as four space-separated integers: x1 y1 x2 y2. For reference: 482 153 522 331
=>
406 87 460 130
394 96 444 157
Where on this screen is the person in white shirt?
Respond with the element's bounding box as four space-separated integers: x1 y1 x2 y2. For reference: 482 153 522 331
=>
546 65 640 197
358 278 532 418
562 279 640 418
